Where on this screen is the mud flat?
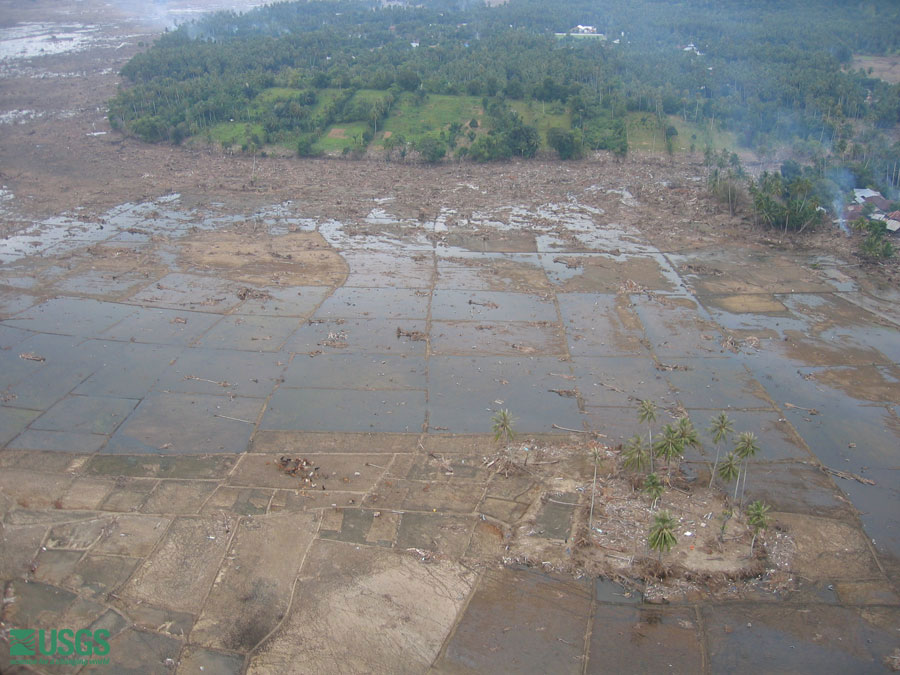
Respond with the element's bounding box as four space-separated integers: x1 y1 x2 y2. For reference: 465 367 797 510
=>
1 1 899 673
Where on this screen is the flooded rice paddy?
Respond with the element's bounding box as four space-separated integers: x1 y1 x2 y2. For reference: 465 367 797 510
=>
1 188 898 671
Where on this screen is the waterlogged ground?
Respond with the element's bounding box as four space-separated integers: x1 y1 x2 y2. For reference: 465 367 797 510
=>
1 0 900 672
1 184 898 672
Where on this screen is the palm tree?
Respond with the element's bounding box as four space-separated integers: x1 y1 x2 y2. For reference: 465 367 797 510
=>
653 423 685 479
746 500 771 555
649 511 678 562
643 472 664 509
734 432 760 507
491 408 516 476
637 400 657 472
622 434 651 473
676 416 700 449
588 444 603 531
718 452 740 502
676 417 701 465
707 412 734 487
491 408 515 453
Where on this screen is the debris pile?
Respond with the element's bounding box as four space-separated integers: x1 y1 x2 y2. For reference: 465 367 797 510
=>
396 327 426 341
276 456 322 487
237 287 273 301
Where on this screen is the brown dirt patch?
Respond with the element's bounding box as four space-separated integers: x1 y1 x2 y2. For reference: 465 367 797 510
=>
441 230 537 253
703 294 788 314
558 256 677 293
811 364 900 403
487 260 553 293
178 230 347 287
327 128 348 139
773 511 882 579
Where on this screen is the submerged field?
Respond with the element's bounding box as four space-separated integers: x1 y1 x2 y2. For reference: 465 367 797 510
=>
1 0 899 673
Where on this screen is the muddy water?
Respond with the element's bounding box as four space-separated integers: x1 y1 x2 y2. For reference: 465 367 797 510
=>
1 186 899 672
687 255 900 577
2 195 897 567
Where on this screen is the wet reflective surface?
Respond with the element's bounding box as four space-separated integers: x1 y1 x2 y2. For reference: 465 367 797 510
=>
1 191 898 673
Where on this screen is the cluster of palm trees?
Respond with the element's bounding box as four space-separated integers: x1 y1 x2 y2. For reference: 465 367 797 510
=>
490 402 773 563
619 402 772 561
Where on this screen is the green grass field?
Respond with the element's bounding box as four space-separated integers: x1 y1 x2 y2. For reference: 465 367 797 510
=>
314 121 370 153
508 100 571 149
626 113 736 153
350 89 393 106
208 121 266 148
204 88 738 158
378 93 484 146
255 87 306 105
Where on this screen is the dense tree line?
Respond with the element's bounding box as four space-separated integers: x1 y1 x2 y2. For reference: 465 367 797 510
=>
109 0 899 185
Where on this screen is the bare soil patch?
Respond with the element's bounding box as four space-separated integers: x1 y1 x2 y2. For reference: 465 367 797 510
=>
851 55 900 84
178 230 348 287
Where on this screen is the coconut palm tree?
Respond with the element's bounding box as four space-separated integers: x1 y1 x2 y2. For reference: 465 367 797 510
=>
653 423 685 479
649 510 678 562
707 412 734 487
491 408 515 452
637 399 657 472
746 500 771 555
734 432 760 507
623 434 651 473
676 416 701 451
718 452 740 502
643 472 664 509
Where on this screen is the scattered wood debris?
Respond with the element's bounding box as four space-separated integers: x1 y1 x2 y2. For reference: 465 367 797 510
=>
468 299 499 309
396 327 426 341
19 353 45 362
184 375 231 388
406 547 437 563
321 330 348 348
549 388 578 398
884 648 900 672
722 334 761 353
277 456 322 487
656 362 691 371
237 287 273 301
428 452 454 474
784 402 819 415
553 256 582 269
679 263 723 276
619 279 647 294
821 466 875 485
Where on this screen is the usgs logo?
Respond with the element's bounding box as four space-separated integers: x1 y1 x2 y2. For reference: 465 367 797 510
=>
9 628 111 657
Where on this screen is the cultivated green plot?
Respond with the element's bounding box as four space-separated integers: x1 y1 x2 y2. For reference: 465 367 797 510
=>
378 93 484 146
208 122 266 149
508 100 571 149
626 113 736 153
315 121 371 153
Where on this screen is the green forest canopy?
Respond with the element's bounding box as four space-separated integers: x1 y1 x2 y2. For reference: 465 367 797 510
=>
109 0 900 187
